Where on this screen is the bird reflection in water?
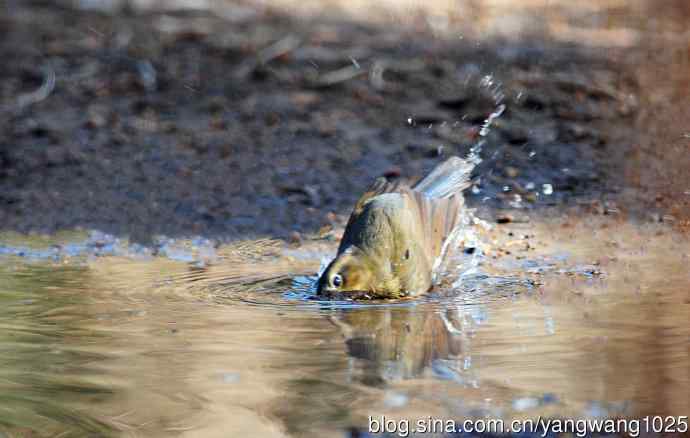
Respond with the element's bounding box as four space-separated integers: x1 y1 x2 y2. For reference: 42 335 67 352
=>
329 304 485 387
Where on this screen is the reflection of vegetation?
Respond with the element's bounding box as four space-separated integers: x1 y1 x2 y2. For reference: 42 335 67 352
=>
0 265 118 437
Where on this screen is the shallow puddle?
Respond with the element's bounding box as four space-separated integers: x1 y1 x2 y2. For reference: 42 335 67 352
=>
0 216 687 437
2 1 689 436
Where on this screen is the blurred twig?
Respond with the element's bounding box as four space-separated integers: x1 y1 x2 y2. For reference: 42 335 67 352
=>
15 62 55 111
257 34 301 65
314 65 367 87
235 34 301 78
370 59 426 90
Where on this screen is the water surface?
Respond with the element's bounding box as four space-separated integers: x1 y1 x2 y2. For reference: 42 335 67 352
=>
0 217 687 437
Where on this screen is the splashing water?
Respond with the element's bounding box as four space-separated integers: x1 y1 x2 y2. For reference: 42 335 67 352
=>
479 103 506 137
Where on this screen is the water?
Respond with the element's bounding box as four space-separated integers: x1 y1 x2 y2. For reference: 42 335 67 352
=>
0 216 687 437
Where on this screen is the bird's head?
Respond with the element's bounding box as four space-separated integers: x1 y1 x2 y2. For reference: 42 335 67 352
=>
316 247 379 299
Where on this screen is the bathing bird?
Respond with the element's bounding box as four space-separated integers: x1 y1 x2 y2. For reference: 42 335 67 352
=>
317 156 474 299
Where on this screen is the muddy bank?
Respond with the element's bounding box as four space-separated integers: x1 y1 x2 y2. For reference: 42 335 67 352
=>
0 2 641 241
621 4 690 230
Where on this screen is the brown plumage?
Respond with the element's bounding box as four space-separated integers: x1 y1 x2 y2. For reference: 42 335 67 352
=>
317 156 474 299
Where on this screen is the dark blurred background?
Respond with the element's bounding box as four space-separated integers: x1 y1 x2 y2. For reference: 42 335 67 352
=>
1 0 688 241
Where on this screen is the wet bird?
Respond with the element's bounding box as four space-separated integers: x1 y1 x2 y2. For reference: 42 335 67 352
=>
317 156 475 299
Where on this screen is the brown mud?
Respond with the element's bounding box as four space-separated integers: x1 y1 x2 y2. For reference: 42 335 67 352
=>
2 1 671 243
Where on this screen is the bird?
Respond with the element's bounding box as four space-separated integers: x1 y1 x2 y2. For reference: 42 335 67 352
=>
317 156 475 299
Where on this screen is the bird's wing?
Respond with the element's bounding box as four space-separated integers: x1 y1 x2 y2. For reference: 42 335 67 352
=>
409 157 475 272
412 156 474 199
349 177 409 218
337 178 410 254
409 191 463 266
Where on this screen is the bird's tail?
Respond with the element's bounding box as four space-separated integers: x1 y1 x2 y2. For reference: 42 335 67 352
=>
411 156 476 278
412 156 474 199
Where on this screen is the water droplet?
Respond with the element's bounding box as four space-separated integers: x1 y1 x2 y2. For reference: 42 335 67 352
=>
383 391 408 408
513 397 540 411
509 194 522 208
221 372 241 384
479 104 506 137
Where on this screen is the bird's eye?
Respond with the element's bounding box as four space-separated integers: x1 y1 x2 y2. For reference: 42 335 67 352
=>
331 274 343 288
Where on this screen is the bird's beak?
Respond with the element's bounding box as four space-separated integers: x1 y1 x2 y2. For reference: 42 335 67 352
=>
315 275 331 296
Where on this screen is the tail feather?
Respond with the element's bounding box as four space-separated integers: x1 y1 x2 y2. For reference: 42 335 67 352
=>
410 156 476 276
412 156 474 199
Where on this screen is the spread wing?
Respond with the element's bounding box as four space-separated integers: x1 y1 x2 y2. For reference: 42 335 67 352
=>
409 191 463 267
410 156 475 273
412 156 474 199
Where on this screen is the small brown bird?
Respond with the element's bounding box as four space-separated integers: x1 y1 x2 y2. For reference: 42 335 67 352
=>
317 156 474 299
